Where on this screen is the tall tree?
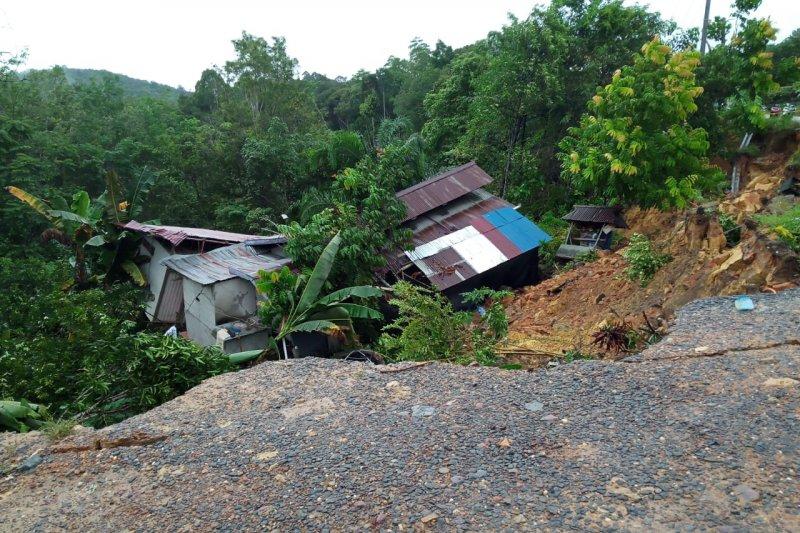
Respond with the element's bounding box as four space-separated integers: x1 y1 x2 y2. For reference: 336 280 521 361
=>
559 38 724 208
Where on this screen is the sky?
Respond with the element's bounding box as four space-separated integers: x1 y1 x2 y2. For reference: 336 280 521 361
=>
1 0 798 89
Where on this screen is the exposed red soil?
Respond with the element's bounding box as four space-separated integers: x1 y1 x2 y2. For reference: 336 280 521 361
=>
502 141 800 366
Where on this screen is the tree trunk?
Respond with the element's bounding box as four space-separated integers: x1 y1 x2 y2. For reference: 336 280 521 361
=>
501 115 525 198
700 0 712 55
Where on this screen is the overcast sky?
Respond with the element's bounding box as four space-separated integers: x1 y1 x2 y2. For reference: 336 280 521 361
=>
1 0 797 89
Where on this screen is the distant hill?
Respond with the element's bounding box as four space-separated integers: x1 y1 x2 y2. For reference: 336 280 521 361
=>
29 67 189 101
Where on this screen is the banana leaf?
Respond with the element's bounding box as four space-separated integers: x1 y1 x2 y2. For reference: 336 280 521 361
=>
294 232 341 316
121 260 147 286
71 190 91 218
129 168 156 219
48 210 92 226
290 319 338 333
85 235 107 247
5 186 58 226
332 303 382 320
316 285 382 305
228 349 264 364
0 400 44 432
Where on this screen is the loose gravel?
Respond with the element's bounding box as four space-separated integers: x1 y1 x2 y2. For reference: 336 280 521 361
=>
2 290 799 531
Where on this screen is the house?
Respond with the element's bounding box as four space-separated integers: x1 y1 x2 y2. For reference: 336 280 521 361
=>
159 243 290 353
124 220 284 322
387 162 552 305
555 205 627 260
124 221 289 352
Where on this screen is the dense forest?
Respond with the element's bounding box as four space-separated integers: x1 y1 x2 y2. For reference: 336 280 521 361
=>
1 0 798 431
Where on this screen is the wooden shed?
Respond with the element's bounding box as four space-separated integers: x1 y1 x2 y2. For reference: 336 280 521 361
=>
556 205 627 260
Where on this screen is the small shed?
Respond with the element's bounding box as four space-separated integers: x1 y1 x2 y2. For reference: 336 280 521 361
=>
387 162 552 305
159 243 291 353
556 205 627 260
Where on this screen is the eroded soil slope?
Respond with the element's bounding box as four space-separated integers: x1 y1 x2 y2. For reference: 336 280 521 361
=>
2 290 799 531
505 143 799 362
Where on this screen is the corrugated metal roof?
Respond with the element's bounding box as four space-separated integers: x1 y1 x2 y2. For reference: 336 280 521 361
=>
390 187 552 291
396 161 492 222
124 220 287 247
562 205 627 228
162 243 291 285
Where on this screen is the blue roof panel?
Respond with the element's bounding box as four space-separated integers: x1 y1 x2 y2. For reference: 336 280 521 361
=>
484 207 552 252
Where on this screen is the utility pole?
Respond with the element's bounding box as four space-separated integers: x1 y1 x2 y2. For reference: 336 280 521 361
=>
700 0 712 55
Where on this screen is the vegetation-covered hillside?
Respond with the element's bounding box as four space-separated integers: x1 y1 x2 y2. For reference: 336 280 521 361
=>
22 67 188 101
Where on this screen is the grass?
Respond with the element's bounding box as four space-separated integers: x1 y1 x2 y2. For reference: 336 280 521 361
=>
40 419 76 441
755 204 800 252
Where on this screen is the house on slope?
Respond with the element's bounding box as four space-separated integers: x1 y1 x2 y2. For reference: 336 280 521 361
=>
387 162 552 305
123 220 284 322
158 242 291 353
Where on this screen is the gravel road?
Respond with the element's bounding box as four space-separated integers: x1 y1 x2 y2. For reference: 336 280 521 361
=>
2 290 799 531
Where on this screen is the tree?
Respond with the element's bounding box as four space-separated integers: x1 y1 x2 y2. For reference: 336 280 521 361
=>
279 137 421 286
222 32 323 132
693 0 781 141
770 29 800 86
422 0 668 213
559 38 724 208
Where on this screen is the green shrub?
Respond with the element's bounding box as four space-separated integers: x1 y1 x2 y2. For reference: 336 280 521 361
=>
461 287 512 339
718 212 742 246
623 233 671 285
379 282 510 366
379 282 471 363
0 257 233 428
755 204 800 252
535 211 570 277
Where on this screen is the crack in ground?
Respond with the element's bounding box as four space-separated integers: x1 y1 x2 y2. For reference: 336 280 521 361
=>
622 338 800 363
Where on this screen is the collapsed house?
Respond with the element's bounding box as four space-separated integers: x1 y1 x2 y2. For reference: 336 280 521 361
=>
387 162 552 304
555 205 627 260
124 221 289 352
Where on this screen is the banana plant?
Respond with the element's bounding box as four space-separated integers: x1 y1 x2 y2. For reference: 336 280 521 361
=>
256 232 383 359
0 400 45 433
5 168 155 288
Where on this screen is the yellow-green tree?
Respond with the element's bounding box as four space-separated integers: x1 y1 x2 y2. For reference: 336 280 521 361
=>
559 38 724 208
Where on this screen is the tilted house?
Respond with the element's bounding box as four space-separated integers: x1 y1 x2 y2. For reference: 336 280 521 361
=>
160 242 290 353
387 162 552 304
124 221 289 352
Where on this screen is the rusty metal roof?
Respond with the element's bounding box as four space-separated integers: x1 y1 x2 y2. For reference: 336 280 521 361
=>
396 161 492 222
389 189 551 292
162 243 291 285
562 205 627 228
124 220 287 248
